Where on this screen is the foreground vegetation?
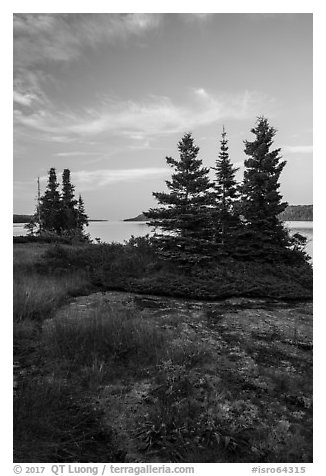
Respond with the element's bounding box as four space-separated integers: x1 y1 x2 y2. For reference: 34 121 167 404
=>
38 236 313 300
13 240 312 462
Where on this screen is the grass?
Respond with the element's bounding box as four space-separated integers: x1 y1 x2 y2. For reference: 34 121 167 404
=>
14 379 121 463
42 304 167 371
13 240 313 463
14 271 91 321
13 242 112 462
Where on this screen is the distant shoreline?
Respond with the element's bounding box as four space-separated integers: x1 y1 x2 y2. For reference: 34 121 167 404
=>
14 204 313 224
13 214 108 224
124 205 313 223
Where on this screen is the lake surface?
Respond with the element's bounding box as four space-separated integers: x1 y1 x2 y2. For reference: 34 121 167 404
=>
13 220 313 260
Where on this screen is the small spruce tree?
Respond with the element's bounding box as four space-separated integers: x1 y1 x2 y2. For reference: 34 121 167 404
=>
61 168 78 233
39 168 61 234
211 126 240 255
145 132 213 265
76 194 89 232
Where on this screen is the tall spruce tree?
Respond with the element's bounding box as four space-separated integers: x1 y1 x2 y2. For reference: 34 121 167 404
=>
145 132 213 265
212 126 240 254
61 169 78 232
241 116 290 260
39 168 61 234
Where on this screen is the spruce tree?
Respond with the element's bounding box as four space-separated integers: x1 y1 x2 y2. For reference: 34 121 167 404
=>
76 194 89 232
211 126 240 254
241 116 290 260
145 132 213 265
39 168 61 234
61 168 78 233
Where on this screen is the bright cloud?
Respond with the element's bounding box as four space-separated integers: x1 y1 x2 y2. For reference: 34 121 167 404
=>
13 91 37 107
282 145 313 154
14 89 263 141
194 88 209 99
70 168 169 189
54 151 104 157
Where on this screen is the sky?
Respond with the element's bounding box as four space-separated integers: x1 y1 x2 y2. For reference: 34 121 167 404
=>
13 13 313 220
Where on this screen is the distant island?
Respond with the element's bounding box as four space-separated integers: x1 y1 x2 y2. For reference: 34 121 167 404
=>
279 205 313 221
13 214 33 223
123 213 147 222
13 214 108 223
124 205 313 222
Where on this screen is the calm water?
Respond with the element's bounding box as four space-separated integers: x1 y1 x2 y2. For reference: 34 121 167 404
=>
13 220 313 260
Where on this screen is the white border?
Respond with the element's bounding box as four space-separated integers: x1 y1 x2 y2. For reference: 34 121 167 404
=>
4 2 322 475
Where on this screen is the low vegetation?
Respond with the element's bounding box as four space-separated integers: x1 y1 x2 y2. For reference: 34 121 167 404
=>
33 237 312 301
13 241 312 463
279 205 313 222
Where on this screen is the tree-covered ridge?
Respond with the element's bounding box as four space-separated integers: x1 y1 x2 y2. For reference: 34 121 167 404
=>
13 214 33 223
279 205 313 221
14 214 107 223
123 205 313 223
123 213 147 222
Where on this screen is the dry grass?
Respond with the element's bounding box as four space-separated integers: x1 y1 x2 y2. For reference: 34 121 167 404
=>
43 304 167 370
14 271 91 321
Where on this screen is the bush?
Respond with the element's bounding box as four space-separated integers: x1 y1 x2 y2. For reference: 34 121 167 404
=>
14 234 75 245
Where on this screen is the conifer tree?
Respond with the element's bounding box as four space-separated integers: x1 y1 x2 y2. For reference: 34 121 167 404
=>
37 168 88 238
240 116 290 260
145 132 213 264
211 126 240 254
61 168 78 232
76 194 89 232
39 168 61 234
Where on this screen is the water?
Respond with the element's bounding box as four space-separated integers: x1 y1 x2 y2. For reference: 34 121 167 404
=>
87 221 151 243
284 221 313 260
13 220 313 259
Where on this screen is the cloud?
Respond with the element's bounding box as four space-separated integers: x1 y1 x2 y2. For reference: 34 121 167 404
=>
67 167 169 190
13 91 37 107
282 145 313 154
14 13 161 69
14 89 263 141
182 13 214 23
194 88 209 99
128 138 152 150
55 151 103 157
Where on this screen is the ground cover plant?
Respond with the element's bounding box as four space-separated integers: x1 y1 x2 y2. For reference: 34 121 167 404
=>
37 237 312 301
13 117 312 463
13 242 312 463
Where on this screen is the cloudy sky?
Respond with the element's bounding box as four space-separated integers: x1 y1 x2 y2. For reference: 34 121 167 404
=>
13 13 312 219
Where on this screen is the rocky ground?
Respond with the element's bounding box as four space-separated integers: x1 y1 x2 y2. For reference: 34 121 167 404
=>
46 291 313 463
